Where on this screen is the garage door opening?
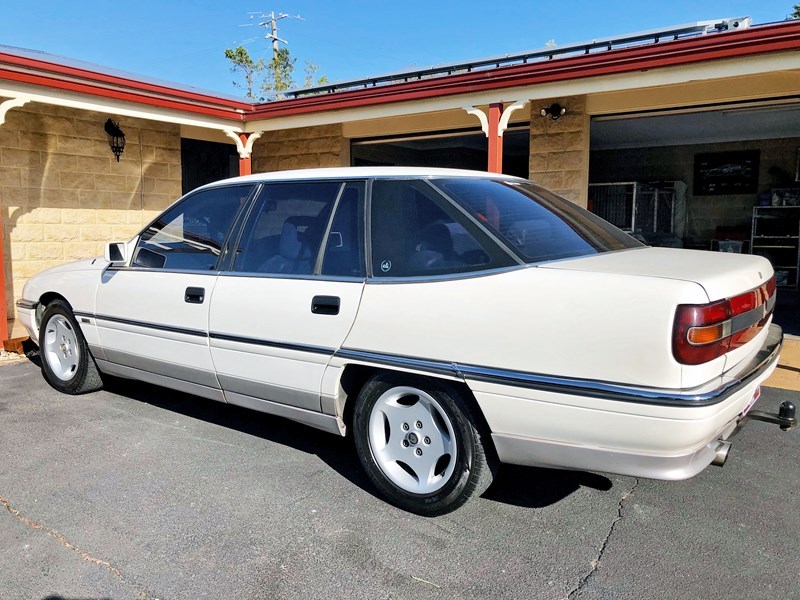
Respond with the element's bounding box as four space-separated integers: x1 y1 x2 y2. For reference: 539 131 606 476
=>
351 128 530 178
589 100 800 333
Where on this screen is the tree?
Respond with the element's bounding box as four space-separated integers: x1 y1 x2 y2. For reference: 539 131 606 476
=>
224 12 327 101
224 46 265 100
792 4 800 18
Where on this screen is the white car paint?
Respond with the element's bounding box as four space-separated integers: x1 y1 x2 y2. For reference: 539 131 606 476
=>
17 167 783 486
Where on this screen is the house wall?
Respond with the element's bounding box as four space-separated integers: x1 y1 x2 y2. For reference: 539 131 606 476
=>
589 137 800 240
0 100 182 328
251 124 346 173
529 95 590 207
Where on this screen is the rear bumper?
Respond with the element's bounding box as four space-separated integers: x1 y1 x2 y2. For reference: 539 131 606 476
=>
473 324 783 480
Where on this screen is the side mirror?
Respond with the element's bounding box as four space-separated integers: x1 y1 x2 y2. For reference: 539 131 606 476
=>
104 242 127 264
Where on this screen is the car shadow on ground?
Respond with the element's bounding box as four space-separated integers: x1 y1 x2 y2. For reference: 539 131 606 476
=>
37 364 611 511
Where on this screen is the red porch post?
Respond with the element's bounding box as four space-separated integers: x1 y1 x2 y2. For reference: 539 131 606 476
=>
487 102 504 174
238 132 252 176
0 208 7 345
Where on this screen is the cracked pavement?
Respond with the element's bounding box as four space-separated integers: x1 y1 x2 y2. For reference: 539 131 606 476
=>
1 360 798 599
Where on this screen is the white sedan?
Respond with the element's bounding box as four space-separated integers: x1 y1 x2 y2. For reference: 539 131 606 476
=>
17 167 793 515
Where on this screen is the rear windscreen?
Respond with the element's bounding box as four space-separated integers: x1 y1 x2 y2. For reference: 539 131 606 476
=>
432 178 643 263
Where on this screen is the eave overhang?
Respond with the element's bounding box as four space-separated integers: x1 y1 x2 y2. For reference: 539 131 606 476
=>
0 20 798 132
245 20 800 121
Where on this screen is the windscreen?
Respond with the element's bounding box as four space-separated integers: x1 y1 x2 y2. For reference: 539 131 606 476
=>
432 178 644 263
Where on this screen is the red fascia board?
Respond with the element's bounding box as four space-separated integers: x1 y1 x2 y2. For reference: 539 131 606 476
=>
0 51 253 112
246 21 800 120
0 67 246 122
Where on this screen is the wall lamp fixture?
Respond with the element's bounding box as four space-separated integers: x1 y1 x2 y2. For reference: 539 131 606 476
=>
540 103 567 120
104 119 126 161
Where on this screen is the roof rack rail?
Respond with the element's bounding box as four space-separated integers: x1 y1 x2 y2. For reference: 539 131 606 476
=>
285 17 751 99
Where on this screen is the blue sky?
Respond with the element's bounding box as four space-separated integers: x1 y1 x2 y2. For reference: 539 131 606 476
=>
0 1 796 97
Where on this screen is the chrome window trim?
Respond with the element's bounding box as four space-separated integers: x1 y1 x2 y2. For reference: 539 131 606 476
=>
218 271 367 283
365 263 528 284
314 182 347 274
104 266 222 276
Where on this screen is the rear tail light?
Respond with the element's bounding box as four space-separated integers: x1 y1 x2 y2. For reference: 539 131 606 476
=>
673 276 776 365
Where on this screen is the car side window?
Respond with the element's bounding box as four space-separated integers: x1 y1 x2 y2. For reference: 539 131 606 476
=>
321 182 366 277
233 181 342 275
132 185 252 270
370 179 510 277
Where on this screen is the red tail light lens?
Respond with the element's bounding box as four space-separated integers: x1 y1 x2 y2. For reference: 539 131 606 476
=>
673 276 776 365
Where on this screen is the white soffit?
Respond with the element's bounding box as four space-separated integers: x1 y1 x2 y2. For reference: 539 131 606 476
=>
243 51 800 133
0 81 243 132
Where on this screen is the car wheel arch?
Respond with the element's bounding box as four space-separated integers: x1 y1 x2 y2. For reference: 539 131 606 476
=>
336 363 492 441
36 292 71 328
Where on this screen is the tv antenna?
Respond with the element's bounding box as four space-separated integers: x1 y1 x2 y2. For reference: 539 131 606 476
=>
239 11 303 59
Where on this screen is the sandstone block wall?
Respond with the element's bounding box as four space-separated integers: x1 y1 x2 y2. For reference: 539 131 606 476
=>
529 95 590 207
251 124 345 173
0 100 182 325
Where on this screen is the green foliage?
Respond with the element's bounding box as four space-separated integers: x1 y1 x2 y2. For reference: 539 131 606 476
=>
792 4 800 18
224 46 265 100
224 45 328 101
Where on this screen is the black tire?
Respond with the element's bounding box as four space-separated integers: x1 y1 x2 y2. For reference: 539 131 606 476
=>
39 300 103 395
353 372 498 516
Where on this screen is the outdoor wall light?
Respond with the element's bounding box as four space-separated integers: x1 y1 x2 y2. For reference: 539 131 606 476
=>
540 103 567 120
104 118 126 161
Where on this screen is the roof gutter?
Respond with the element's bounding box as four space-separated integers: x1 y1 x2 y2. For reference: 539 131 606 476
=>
245 20 800 120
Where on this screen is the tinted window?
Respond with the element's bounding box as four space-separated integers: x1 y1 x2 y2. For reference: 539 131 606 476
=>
233 182 341 275
370 179 512 277
433 179 643 263
133 185 252 270
321 183 366 277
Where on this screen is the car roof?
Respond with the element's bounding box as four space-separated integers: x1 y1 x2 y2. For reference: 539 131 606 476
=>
195 166 523 191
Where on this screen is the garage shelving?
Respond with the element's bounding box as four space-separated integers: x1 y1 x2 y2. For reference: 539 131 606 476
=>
751 203 800 288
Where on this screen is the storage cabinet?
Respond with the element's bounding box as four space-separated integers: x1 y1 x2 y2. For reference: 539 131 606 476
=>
751 206 800 288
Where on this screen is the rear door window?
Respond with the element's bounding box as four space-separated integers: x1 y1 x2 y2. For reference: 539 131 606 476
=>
233 181 363 276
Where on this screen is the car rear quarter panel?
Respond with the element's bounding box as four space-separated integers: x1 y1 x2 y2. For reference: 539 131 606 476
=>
344 266 709 389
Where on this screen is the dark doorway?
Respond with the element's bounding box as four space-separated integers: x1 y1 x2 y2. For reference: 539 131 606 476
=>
181 138 240 194
351 128 530 178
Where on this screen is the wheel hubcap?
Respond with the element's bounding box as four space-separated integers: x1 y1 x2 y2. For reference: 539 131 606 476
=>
43 315 80 382
368 386 457 495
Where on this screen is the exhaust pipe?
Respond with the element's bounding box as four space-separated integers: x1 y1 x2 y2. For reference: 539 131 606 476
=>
711 440 732 467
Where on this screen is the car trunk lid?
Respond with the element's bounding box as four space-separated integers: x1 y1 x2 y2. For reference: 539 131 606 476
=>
540 247 771 302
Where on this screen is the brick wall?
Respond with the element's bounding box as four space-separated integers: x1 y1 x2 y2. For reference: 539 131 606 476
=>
251 124 345 173
0 100 182 326
529 95 590 207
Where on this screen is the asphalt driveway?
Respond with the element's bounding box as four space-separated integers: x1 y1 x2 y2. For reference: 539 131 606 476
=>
1 359 798 600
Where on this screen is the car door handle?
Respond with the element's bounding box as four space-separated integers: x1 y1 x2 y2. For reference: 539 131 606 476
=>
311 295 340 315
185 287 206 304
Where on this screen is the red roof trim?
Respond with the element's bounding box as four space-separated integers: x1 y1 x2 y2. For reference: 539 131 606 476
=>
0 50 252 112
0 21 798 124
0 66 247 121
246 20 800 120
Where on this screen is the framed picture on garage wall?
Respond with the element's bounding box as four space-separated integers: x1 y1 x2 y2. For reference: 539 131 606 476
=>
694 150 760 195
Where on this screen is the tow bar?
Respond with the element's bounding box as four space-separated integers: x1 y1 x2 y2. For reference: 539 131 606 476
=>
739 400 797 432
